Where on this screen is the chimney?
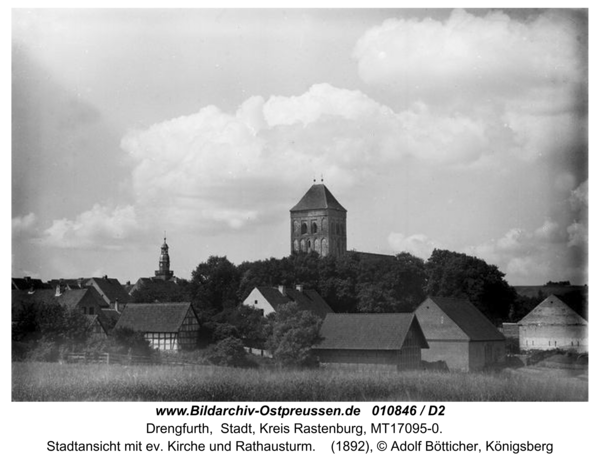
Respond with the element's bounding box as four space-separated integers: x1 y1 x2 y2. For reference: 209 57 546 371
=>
55 283 65 297
295 284 304 293
278 285 286 296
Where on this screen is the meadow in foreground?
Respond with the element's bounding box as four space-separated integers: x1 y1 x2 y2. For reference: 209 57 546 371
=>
12 361 587 402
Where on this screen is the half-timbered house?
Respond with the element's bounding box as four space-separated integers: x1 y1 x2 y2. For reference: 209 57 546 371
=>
114 302 200 351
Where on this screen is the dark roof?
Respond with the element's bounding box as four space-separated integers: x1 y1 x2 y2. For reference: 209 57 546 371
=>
12 277 49 290
88 277 131 303
129 277 182 295
47 278 88 289
115 303 196 333
518 295 587 326
351 251 396 262
12 287 107 311
254 286 334 318
315 313 428 350
290 184 346 212
99 308 122 328
425 297 505 342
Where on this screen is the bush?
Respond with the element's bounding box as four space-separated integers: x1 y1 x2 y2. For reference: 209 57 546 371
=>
266 302 322 368
206 337 256 368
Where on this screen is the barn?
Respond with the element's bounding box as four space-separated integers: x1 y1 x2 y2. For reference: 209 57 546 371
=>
413 297 506 371
313 313 428 371
518 295 588 353
114 303 200 351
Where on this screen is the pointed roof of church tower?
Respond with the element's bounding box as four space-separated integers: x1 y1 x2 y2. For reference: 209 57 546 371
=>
290 184 347 212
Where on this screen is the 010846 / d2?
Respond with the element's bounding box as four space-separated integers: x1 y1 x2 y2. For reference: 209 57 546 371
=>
371 405 445 416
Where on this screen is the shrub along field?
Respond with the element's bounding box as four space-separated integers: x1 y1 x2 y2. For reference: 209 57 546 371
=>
12 362 587 402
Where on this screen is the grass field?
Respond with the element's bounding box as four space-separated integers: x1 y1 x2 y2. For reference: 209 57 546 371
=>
12 361 588 401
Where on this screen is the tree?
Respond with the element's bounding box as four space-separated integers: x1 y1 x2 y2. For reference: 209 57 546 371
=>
425 249 516 323
190 256 241 314
131 279 190 303
206 336 255 368
224 304 269 349
12 301 92 361
266 302 322 367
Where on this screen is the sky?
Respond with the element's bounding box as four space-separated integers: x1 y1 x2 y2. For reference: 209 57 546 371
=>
11 8 589 285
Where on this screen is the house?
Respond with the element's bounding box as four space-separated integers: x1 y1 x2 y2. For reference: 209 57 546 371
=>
84 315 109 340
242 285 333 318
114 302 200 351
127 277 185 301
518 295 587 353
12 287 110 339
12 276 49 291
412 297 506 371
86 276 131 310
12 286 109 316
313 313 428 371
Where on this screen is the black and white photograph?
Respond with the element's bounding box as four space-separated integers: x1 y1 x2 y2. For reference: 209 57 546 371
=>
11 7 589 407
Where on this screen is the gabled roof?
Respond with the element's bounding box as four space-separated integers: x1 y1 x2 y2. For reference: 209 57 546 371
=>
129 277 182 295
12 287 108 312
290 184 346 212
84 314 108 334
12 277 49 291
115 303 196 333
252 286 334 318
315 313 428 350
47 278 88 290
423 297 505 342
87 277 130 304
518 295 587 326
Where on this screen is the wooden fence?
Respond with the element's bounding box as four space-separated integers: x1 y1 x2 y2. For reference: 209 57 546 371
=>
65 352 203 366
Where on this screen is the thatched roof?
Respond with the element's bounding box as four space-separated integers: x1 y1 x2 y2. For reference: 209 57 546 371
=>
518 295 587 326
315 313 428 350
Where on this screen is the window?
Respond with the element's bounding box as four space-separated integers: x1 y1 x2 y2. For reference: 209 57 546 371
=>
301 223 308 234
311 222 318 234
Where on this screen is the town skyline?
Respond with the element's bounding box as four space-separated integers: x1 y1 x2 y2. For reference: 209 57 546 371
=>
12 8 588 285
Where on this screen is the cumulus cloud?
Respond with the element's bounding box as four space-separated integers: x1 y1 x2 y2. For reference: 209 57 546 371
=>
353 9 586 163
467 216 585 284
12 213 37 236
115 83 504 237
388 232 438 259
354 9 584 104
40 204 138 249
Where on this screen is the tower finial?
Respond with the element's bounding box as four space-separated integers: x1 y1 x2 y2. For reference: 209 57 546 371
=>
321 173 324 183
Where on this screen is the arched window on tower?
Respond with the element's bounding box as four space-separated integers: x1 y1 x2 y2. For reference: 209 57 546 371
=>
301 222 308 234
300 239 306 252
311 222 318 234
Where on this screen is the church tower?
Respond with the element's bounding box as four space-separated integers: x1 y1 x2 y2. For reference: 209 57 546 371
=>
290 183 347 257
154 237 174 280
